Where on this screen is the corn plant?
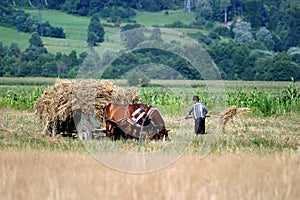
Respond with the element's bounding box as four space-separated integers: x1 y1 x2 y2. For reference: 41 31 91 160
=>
0 87 43 110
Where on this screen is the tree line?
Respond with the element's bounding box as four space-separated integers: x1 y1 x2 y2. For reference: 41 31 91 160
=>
0 33 85 77
193 0 300 51
1 0 299 80
1 0 65 38
1 27 300 81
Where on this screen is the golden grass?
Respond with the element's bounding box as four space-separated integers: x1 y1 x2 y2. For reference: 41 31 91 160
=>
0 150 299 200
0 107 299 199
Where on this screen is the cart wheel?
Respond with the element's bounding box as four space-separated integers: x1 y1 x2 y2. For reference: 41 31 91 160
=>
78 125 93 141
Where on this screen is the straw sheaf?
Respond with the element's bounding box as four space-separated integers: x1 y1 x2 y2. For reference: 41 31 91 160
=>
219 106 250 127
34 79 140 134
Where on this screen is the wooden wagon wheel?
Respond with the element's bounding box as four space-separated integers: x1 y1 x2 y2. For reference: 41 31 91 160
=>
77 125 93 141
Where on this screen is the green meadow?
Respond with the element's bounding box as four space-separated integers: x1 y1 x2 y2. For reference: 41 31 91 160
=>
0 26 31 50
1 9 198 54
134 10 194 26
25 9 90 41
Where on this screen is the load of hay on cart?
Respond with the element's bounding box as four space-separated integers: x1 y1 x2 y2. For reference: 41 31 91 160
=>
34 79 141 140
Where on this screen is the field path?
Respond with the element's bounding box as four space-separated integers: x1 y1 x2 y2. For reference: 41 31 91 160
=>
0 150 299 199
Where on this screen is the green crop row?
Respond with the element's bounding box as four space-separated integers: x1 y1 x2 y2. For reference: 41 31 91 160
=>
0 87 43 110
227 79 300 116
0 77 55 86
0 79 299 117
139 79 300 117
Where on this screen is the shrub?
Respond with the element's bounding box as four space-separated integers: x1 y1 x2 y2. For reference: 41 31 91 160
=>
126 71 150 87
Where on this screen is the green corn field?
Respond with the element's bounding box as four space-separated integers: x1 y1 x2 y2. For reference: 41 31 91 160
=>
0 78 299 116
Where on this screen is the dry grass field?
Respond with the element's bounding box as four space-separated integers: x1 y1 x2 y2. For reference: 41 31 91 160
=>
0 150 299 200
0 108 300 199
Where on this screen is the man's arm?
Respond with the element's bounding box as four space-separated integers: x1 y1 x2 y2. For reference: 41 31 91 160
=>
184 113 190 119
204 106 208 115
185 105 194 119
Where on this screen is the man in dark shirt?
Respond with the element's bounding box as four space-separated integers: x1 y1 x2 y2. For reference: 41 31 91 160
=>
184 95 208 135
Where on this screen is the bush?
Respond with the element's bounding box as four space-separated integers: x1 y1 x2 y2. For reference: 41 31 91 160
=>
213 26 232 37
126 71 150 87
209 32 220 40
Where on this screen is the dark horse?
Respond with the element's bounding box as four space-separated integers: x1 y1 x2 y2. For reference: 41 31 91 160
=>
104 103 169 140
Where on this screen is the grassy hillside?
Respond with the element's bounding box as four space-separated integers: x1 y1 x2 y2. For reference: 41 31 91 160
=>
25 9 90 41
134 10 194 26
0 26 31 51
0 9 198 54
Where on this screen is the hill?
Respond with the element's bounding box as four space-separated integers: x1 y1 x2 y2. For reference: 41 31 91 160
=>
0 0 300 81
0 9 197 54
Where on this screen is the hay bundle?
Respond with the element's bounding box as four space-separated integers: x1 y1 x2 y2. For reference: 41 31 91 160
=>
219 106 250 128
35 79 140 135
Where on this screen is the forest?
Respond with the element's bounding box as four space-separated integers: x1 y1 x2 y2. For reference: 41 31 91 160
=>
0 0 299 80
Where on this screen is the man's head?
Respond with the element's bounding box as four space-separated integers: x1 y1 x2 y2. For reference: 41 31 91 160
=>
193 95 199 103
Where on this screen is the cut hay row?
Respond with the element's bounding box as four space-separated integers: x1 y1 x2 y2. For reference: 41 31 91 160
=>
34 79 140 135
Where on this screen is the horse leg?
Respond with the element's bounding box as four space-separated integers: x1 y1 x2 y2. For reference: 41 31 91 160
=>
105 122 111 137
106 122 116 140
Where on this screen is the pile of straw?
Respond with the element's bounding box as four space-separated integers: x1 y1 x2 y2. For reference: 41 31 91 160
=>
35 79 140 135
219 106 250 127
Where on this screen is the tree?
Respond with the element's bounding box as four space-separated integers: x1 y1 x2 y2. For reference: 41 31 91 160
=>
288 47 300 65
233 21 253 45
46 0 65 9
244 0 266 28
121 23 142 32
126 71 150 86
29 32 44 48
8 43 21 57
195 0 213 22
256 27 275 50
220 0 231 24
284 1 300 49
68 50 78 67
42 61 58 77
87 15 105 46
0 42 6 59
39 21 65 38
207 40 251 80
149 27 162 42
27 32 48 53
121 28 145 50
254 53 300 81
87 32 98 47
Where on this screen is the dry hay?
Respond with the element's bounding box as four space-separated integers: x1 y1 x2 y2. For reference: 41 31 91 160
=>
34 79 140 135
219 106 250 128
0 125 10 134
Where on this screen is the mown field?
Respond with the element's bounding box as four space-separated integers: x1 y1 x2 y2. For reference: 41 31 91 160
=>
0 77 299 153
0 77 300 199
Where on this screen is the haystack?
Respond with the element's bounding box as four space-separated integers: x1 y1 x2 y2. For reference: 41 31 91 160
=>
35 79 140 135
219 106 250 128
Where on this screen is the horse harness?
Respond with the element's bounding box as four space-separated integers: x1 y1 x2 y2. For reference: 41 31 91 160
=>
109 106 154 137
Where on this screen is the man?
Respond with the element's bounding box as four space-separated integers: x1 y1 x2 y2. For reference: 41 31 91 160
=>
184 95 208 135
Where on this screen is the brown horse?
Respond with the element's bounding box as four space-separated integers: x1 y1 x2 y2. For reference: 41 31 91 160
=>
145 107 170 140
104 103 169 140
